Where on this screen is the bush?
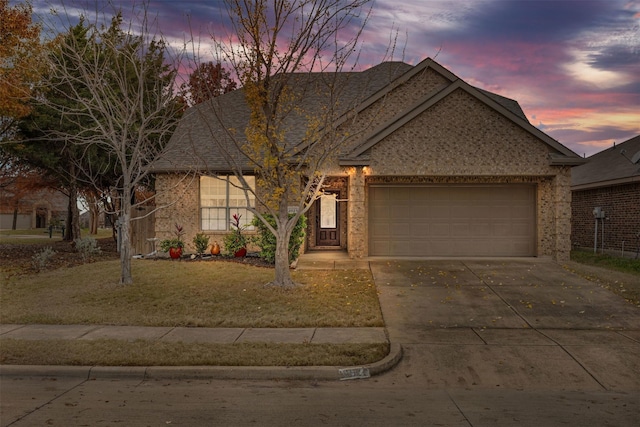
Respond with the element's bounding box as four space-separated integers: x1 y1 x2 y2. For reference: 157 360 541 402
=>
193 233 210 257
223 213 247 256
75 237 101 260
251 214 306 264
31 247 56 271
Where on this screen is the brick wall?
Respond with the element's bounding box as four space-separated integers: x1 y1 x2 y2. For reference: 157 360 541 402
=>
158 64 577 262
343 87 573 262
571 183 640 254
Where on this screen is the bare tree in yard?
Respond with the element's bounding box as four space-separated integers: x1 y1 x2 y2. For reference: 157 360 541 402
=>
196 0 373 288
38 3 183 284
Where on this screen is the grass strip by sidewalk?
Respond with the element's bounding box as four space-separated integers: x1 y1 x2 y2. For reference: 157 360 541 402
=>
0 339 389 367
568 250 640 306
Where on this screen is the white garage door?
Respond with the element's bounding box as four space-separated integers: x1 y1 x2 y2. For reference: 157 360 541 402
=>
369 185 536 257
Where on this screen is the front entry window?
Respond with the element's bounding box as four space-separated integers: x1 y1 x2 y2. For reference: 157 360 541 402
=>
316 191 340 246
320 193 337 229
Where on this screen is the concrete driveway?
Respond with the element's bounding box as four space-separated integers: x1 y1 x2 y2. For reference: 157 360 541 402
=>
371 259 640 391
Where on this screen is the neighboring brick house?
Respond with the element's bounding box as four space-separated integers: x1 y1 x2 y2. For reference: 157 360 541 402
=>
571 135 640 257
153 58 584 261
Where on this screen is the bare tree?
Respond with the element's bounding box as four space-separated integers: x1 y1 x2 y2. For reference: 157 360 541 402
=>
38 2 184 284
189 0 374 287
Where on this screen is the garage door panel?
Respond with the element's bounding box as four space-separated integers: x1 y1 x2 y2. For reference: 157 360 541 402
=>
389 222 412 236
369 185 536 257
429 222 450 236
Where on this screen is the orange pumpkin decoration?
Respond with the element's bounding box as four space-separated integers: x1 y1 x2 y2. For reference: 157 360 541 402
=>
210 241 220 255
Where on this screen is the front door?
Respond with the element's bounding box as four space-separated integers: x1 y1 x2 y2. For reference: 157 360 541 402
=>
316 191 340 246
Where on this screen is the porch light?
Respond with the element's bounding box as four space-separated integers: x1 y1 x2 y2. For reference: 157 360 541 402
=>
344 167 356 176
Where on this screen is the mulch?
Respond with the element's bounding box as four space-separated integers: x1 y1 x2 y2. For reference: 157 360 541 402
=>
1 237 120 275
1 236 274 275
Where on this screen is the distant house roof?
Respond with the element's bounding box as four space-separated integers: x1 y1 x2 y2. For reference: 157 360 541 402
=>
571 135 640 190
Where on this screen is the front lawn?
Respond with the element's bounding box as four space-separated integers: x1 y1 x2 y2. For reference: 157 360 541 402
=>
0 258 387 366
1 259 382 327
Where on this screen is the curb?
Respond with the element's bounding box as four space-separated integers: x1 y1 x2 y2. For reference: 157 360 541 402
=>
0 343 402 381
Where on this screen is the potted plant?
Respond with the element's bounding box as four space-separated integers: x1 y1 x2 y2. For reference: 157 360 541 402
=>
159 223 185 259
223 213 247 257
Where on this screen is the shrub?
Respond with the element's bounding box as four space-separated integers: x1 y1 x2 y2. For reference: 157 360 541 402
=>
251 214 306 264
31 247 56 271
75 237 101 260
223 213 247 256
193 233 210 257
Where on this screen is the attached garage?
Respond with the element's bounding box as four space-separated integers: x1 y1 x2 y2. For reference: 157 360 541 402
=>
368 185 536 257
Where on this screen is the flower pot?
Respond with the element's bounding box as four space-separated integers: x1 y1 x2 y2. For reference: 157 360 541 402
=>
211 242 220 255
169 247 182 259
234 247 247 258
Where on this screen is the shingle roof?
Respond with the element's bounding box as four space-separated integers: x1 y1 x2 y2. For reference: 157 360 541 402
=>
154 58 582 172
571 135 640 189
152 61 413 172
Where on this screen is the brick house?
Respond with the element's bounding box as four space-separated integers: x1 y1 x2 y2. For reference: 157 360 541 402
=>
0 186 68 230
152 58 584 261
571 135 640 257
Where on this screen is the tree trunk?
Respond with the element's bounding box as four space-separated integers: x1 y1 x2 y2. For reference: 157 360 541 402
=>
90 207 98 234
119 186 133 285
87 193 99 235
270 209 296 288
12 207 18 230
65 184 81 241
64 165 82 241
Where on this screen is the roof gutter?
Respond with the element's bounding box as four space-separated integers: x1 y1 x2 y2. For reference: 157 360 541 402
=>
549 153 588 166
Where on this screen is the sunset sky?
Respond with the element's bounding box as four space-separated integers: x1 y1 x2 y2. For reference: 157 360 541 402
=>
32 0 640 157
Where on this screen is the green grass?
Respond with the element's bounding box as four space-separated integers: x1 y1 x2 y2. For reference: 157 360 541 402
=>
568 249 640 306
571 249 640 276
0 339 389 367
1 259 383 328
0 228 112 244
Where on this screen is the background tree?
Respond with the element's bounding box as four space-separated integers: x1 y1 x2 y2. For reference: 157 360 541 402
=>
0 0 43 141
180 61 237 107
34 3 183 284
10 21 95 241
198 0 372 287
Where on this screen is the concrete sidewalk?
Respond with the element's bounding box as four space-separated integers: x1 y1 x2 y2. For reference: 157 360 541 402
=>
0 324 386 345
0 324 397 381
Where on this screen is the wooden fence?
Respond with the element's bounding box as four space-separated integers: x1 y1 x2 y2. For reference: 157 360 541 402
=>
130 206 155 255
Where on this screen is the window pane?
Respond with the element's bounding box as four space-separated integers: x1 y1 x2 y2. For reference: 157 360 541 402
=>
201 208 226 230
229 176 255 207
231 208 255 231
200 175 256 230
201 176 226 204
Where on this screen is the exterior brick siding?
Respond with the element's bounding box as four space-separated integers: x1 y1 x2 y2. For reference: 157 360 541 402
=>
155 61 577 262
571 183 640 255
